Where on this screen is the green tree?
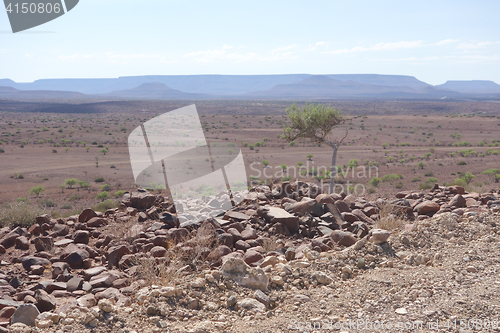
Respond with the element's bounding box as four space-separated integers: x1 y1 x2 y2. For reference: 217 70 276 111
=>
29 185 45 197
65 178 78 188
460 172 475 184
79 181 90 191
306 154 314 161
99 149 108 155
481 168 500 183
262 160 270 168
280 164 287 171
281 103 347 193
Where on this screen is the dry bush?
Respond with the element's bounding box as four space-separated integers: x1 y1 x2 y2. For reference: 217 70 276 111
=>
133 221 218 286
375 202 407 231
261 235 280 252
0 201 47 227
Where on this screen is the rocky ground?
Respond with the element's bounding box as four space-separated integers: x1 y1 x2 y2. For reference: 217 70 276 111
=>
0 182 500 333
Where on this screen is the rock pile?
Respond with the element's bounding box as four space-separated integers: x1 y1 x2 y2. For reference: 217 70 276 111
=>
0 182 498 332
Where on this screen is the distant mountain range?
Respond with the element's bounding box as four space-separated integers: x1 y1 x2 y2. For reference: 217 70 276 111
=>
1 74 500 100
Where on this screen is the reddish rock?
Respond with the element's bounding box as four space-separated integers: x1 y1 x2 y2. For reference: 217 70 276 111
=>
243 250 263 265
341 212 359 223
60 244 90 269
449 194 466 208
28 224 42 235
52 224 69 237
334 200 351 213
465 198 479 207
34 236 54 252
78 208 97 223
329 230 357 247
128 191 156 210
72 230 90 244
217 233 234 247
227 228 243 242
86 217 106 228
415 201 441 215
0 306 16 325
35 214 51 225
14 236 29 250
234 240 251 251
351 209 375 225
315 194 336 204
288 199 323 217
241 227 257 240
207 245 232 262
21 256 50 271
150 246 167 257
226 222 244 232
107 245 131 268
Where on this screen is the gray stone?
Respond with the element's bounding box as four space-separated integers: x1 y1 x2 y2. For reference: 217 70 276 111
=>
11 304 40 326
221 257 269 290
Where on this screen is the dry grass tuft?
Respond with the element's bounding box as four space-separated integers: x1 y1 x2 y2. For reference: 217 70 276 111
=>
133 221 218 286
375 202 408 231
0 201 47 227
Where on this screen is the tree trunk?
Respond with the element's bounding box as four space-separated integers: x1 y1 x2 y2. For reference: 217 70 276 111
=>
329 145 338 194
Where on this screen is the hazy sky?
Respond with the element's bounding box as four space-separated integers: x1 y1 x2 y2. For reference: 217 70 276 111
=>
1 0 499 84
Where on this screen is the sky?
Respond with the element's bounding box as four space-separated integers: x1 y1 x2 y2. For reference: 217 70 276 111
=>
0 0 499 85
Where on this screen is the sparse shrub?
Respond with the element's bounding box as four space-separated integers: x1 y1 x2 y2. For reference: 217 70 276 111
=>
427 177 438 183
94 177 105 183
450 179 467 187
282 176 291 182
347 159 358 168
100 184 112 191
110 165 116 169
114 190 126 198
411 177 421 182
419 182 433 190
369 177 381 187
40 199 57 208
457 161 467 166
68 195 81 201
424 171 434 177
61 203 72 210
381 174 403 182
96 191 110 201
0 148 4 153
92 199 118 212
394 182 403 189
52 149 57 153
